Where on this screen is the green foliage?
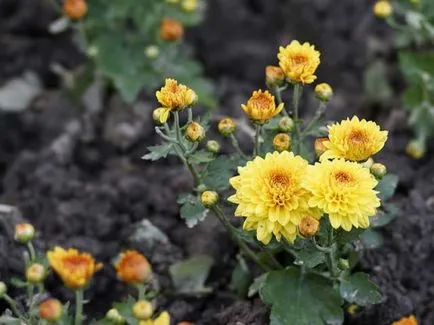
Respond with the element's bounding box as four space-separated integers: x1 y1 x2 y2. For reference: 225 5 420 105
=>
376 173 399 202
177 193 209 227
169 255 214 294
339 273 383 307
260 268 343 325
202 155 243 191
230 256 253 297
142 143 175 161
363 59 393 103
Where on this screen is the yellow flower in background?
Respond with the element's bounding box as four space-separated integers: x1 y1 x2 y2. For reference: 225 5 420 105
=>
139 311 170 325
47 247 103 289
156 78 197 123
278 41 321 84
115 250 152 285
302 159 380 231
241 90 284 124
373 1 393 19
321 116 388 162
182 0 198 12
392 315 418 325
228 151 321 244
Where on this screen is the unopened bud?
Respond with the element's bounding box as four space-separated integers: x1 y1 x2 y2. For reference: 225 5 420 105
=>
160 18 184 41
278 116 294 132
265 65 285 88
177 322 194 325
166 0 180 3
186 122 205 142
152 108 166 125
106 309 125 324
201 191 219 208
15 223 35 244
0 282 7 298
273 133 291 152
338 258 350 270
218 118 237 137
133 300 153 320
145 45 160 59
314 83 333 102
63 0 88 20
206 140 220 154
87 46 98 58
299 216 319 238
182 0 198 12
373 1 393 19
361 157 374 169
370 163 387 178
26 264 46 284
406 140 425 159
314 138 328 157
39 299 63 322
347 304 360 315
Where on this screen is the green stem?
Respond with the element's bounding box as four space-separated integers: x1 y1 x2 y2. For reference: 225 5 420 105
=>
274 86 290 117
326 228 339 278
230 134 249 159
28 285 35 325
302 102 326 139
292 84 303 153
212 205 272 272
74 290 84 325
254 124 262 157
258 245 283 269
27 243 36 263
137 284 146 300
3 294 24 319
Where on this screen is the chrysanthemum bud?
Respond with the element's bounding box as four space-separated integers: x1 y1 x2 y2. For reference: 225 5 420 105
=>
87 46 98 58
63 0 88 20
338 258 350 270
410 0 420 8
186 122 205 142
273 133 291 152
39 299 63 322
347 304 360 315
314 83 333 102
206 140 220 154
152 108 166 125
299 216 319 238
265 65 285 88
373 1 393 19
278 116 294 133
177 322 194 325
201 191 219 208
166 0 180 3
26 264 47 284
182 0 198 12
106 308 125 324
133 300 153 320
314 138 328 157
218 118 237 137
370 163 387 179
160 18 184 42
361 157 374 169
406 140 425 159
145 45 160 59
0 282 7 298
15 223 35 244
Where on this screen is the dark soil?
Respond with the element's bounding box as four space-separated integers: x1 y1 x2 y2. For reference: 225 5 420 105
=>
0 0 433 324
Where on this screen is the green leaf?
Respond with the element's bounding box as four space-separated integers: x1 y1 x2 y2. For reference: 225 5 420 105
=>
339 273 383 307
363 59 393 102
230 256 253 297
203 155 241 191
169 255 214 294
0 316 21 325
178 194 209 228
376 174 398 202
188 150 215 164
113 297 137 325
9 277 28 288
294 246 326 269
142 143 174 161
399 51 434 80
248 273 268 298
370 203 399 228
360 229 384 249
260 268 344 325
336 228 365 245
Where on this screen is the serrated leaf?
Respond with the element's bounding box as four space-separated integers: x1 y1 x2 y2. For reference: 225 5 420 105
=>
260 268 344 325
179 194 209 228
188 150 215 164
360 229 384 249
142 143 174 161
336 228 365 245
339 273 383 307
294 246 326 269
370 203 399 228
248 273 268 298
169 255 214 294
203 155 242 191
376 174 398 202
113 296 137 325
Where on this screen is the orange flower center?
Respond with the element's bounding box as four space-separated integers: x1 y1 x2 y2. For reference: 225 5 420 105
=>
334 171 354 184
348 130 368 144
292 55 307 66
251 94 272 110
62 256 89 271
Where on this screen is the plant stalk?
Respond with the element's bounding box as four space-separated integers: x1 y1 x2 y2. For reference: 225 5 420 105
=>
74 289 84 325
292 83 303 153
254 124 262 157
230 134 249 159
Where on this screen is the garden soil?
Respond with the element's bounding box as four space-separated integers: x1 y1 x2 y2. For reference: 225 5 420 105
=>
1 0 434 324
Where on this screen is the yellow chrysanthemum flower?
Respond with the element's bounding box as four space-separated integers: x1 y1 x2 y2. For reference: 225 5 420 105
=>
139 311 170 325
241 90 284 124
392 315 418 325
155 78 197 123
228 151 321 244
321 116 388 162
47 247 103 289
278 40 321 84
302 159 380 231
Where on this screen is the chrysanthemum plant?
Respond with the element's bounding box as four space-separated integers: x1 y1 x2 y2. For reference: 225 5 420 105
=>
144 40 399 324
48 0 215 105
0 224 171 325
374 0 434 158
